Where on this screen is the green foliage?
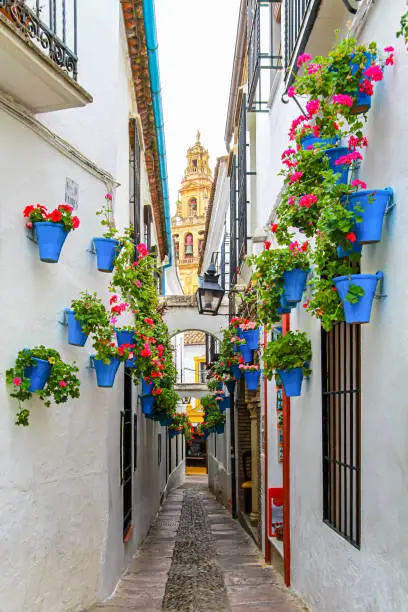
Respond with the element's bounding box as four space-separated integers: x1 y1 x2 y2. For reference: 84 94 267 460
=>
345 282 365 304
263 332 312 381
6 347 80 426
70 291 110 335
397 12 408 43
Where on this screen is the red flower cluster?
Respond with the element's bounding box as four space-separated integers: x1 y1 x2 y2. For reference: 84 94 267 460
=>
299 194 318 208
23 203 79 231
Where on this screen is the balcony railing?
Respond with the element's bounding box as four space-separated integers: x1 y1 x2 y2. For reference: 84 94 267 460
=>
0 0 78 80
284 0 321 86
247 0 282 112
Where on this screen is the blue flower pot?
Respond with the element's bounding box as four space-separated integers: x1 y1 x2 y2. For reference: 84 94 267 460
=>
159 414 173 427
277 367 304 397
66 309 88 347
283 269 309 304
237 328 244 338
141 394 155 415
337 242 363 258
141 379 154 395
215 423 225 435
244 370 261 391
202 431 210 440
25 357 52 392
301 135 338 150
92 356 121 387
350 52 373 115
239 344 253 363
324 147 350 185
34 222 69 263
93 237 120 272
217 395 230 412
169 429 182 439
277 294 294 315
232 364 242 380
226 380 236 394
242 328 259 350
333 271 383 324
341 189 392 244
233 343 239 353
115 329 137 368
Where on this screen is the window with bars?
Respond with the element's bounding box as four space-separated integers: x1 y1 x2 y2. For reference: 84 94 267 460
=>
285 0 321 86
129 118 141 244
143 205 152 250
237 95 248 272
321 323 361 548
229 155 237 287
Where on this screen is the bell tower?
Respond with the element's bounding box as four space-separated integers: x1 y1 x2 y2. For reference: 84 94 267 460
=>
171 132 213 295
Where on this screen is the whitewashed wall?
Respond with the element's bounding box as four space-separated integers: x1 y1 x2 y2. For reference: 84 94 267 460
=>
252 0 408 610
0 4 183 611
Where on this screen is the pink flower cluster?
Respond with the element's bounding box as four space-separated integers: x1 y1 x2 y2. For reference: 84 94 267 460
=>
348 135 368 150
289 171 303 184
306 99 320 117
308 63 322 74
332 94 354 107
335 151 363 166
363 64 383 82
299 194 318 208
137 243 149 258
297 53 311 67
239 322 257 331
238 364 260 372
351 179 367 190
289 240 309 254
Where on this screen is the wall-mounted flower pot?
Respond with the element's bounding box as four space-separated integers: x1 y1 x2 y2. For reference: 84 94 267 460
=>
277 295 293 315
159 414 173 427
333 271 383 324
217 395 230 412
215 382 223 391
324 147 350 185
92 356 121 387
24 357 52 392
238 344 253 363
342 189 392 244
93 237 120 272
202 431 210 440
66 309 88 347
349 53 373 115
232 364 242 380
301 135 338 150
244 370 261 391
34 222 69 263
337 242 363 259
277 367 303 397
283 269 309 304
226 380 236 394
141 394 155 416
169 429 182 439
242 328 259 350
115 329 137 368
215 423 225 435
141 379 154 395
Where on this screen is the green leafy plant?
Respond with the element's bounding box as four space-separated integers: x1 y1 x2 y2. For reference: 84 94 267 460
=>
6 346 80 426
92 327 135 364
397 13 408 46
70 291 110 335
263 332 312 381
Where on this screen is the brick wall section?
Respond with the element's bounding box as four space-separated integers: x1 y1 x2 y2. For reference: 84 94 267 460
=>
235 381 252 514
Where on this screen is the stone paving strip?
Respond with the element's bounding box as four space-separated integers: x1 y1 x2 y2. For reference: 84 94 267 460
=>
89 481 307 611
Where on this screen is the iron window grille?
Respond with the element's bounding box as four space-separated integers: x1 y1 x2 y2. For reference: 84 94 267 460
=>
121 371 133 539
284 0 321 87
229 155 238 287
129 118 141 246
247 0 283 112
0 0 78 79
143 204 152 251
237 95 248 272
322 323 361 548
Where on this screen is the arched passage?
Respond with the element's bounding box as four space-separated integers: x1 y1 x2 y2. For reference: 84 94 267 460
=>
162 295 228 340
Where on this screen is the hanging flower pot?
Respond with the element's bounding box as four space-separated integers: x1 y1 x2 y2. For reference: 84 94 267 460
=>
169 429 182 439
24 357 52 392
93 237 120 272
324 147 350 185
141 379 154 395
232 364 242 380
283 268 309 304
225 380 236 394
34 222 69 263
141 394 155 416
66 309 88 347
277 367 304 397
216 395 230 412
341 189 392 244
159 414 173 427
349 53 373 115
242 328 259 350
239 343 253 363
300 135 338 150
277 294 293 315
115 329 137 368
337 242 363 259
243 369 261 391
92 356 121 387
215 423 225 435
333 271 383 324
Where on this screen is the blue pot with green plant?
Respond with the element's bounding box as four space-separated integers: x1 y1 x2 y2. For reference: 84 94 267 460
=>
333 271 383 324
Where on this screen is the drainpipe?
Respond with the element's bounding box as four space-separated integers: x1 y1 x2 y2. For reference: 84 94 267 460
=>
282 313 291 587
264 327 271 562
142 0 172 294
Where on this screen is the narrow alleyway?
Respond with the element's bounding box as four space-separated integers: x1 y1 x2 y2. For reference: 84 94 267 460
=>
90 478 306 611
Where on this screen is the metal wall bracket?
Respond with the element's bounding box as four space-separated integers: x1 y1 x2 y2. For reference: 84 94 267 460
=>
374 273 387 299
88 356 95 369
26 226 37 244
87 240 96 254
384 187 395 215
58 308 70 326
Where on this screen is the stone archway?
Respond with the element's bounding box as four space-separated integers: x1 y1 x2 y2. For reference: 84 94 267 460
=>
162 295 228 339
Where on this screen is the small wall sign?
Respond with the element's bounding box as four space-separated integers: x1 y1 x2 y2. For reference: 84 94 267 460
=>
65 178 79 210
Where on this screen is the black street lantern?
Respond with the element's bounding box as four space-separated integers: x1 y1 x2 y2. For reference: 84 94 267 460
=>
196 263 225 316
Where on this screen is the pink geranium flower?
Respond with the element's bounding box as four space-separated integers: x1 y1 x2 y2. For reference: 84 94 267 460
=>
352 179 367 190
364 65 383 82
13 378 21 386
287 86 296 98
59 380 67 388
332 94 354 107
306 99 320 117
297 53 312 67
289 171 303 184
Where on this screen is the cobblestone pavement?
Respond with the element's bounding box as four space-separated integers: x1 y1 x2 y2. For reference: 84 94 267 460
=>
90 478 306 611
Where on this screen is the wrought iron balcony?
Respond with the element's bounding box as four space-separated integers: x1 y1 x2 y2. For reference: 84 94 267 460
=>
247 0 282 112
0 0 78 79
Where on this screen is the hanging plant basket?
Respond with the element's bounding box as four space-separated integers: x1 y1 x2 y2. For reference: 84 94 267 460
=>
141 379 154 395
349 53 373 115
215 423 225 435
333 271 383 324
244 370 261 391
93 237 120 272
242 328 259 350
300 135 338 150
342 189 392 244
24 357 52 392
34 222 69 263
159 413 173 427
92 356 121 387
337 242 363 259
283 269 309 304
141 394 155 416
277 367 304 397
115 328 137 368
169 429 182 439
232 364 243 380
217 395 230 412
277 295 293 315
66 309 88 347
239 343 253 363
225 380 236 394
324 147 350 185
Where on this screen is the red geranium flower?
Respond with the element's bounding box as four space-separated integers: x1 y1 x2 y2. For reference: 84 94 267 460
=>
49 209 62 223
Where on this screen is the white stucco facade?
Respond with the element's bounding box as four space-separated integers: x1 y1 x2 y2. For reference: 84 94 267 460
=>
0 3 184 611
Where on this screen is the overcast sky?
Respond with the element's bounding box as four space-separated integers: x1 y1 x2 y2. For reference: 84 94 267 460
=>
155 0 240 211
